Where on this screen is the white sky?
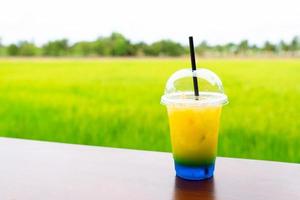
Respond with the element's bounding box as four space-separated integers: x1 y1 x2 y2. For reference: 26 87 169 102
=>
1 0 300 45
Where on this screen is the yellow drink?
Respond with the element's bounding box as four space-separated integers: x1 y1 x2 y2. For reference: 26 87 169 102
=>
167 105 222 166
161 68 228 180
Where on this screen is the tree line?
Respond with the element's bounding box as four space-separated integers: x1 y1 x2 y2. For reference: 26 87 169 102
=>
0 32 299 57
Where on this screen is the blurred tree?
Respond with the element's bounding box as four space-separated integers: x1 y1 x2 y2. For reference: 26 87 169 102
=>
132 42 147 56
143 42 160 56
110 32 133 56
215 44 226 54
94 37 111 56
248 44 260 55
279 40 289 52
195 41 209 56
93 33 135 56
71 41 95 56
249 44 259 50
2 34 300 57
18 41 38 56
42 39 69 56
144 40 184 56
290 36 300 52
224 42 238 54
7 44 19 56
237 40 249 54
0 38 5 56
263 41 276 52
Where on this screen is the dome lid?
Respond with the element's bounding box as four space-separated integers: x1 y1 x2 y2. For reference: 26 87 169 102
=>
161 68 228 106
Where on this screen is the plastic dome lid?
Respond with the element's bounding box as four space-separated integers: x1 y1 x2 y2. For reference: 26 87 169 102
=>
161 68 228 106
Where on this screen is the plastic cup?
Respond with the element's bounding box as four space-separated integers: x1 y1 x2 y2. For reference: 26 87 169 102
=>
161 68 228 180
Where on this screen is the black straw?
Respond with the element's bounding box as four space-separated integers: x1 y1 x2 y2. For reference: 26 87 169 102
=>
189 36 199 99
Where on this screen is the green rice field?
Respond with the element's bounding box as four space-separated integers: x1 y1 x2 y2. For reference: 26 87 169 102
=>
0 58 299 163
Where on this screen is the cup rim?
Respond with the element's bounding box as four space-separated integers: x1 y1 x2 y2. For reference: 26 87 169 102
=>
161 91 228 106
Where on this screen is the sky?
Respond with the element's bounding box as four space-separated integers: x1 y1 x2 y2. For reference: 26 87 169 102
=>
1 0 300 46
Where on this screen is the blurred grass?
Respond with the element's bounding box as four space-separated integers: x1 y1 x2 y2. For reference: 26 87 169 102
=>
0 58 299 163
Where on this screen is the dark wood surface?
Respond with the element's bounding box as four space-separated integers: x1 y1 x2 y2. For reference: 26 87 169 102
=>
0 137 299 200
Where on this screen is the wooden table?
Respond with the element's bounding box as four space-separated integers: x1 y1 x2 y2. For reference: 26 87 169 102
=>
0 137 299 200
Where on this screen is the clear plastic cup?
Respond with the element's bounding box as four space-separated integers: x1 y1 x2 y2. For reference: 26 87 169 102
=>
161 68 228 180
